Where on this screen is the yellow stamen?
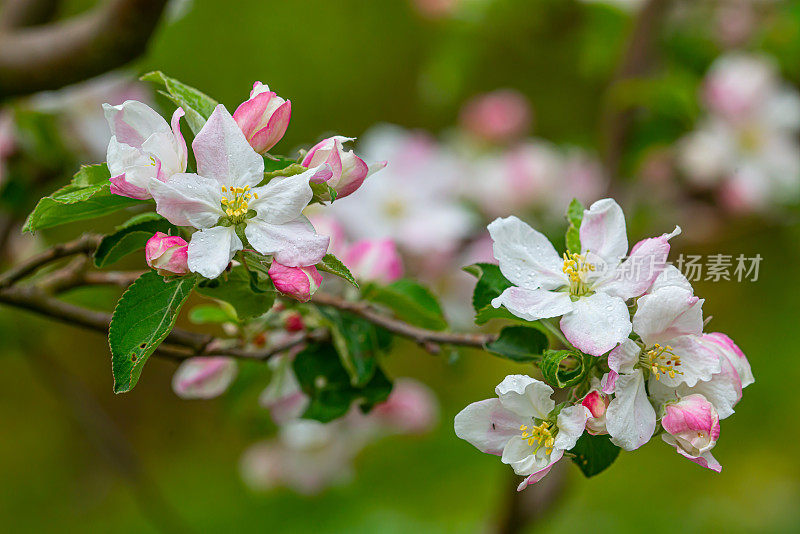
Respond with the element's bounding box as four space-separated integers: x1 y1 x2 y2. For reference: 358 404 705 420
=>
644 344 683 381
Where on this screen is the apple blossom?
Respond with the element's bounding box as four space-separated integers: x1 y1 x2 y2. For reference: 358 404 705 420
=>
145 232 189 275
489 198 680 355
150 105 331 279
301 136 386 199
459 89 532 144
661 394 722 472
233 81 291 154
260 352 309 424
103 100 187 199
268 262 323 302
344 239 403 284
371 379 438 434
454 375 587 490
171 357 237 399
581 380 610 436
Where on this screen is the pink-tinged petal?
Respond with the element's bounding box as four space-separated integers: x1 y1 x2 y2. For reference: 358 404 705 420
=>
459 89 532 144
193 105 264 188
150 173 223 228
598 227 681 300
601 371 618 394
454 398 526 455
605 369 656 451
516 450 563 491
187 225 242 279
335 152 370 198
311 139 344 184
662 434 722 472
233 90 277 138
172 357 237 399
249 100 292 154
491 287 573 322
145 232 189 275
244 217 329 267
487 216 566 290
103 100 169 149
704 332 754 388
648 264 693 294
633 286 704 346
580 198 628 269
560 293 632 356
582 391 608 419
268 262 322 302
109 173 151 200
372 379 438 434
250 168 319 225
344 239 403 283
608 338 641 375
170 107 188 171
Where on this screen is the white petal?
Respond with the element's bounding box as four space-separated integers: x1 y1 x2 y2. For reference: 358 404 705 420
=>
633 286 703 346
151 173 223 228
106 136 149 176
142 131 183 176
580 198 628 268
501 436 551 476
516 450 563 490
193 105 264 188
250 169 317 225
648 264 693 294
651 335 721 388
454 398 526 455
244 216 329 267
187 226 242 279
605 369 656 451
495 375 554 420
487 216 566 290
103 100 169 149
608 338 641 375
491 287 573 322
553 405 588 451
560 292 632 356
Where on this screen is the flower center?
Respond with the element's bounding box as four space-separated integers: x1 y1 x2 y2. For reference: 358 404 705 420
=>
562 252 595 297
519 422 555 455
642 343 683 380
220 185 257 223
383 199 406 220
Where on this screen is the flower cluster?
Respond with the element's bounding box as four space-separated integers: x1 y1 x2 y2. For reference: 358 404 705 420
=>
103 80 385 297
455 198 753 490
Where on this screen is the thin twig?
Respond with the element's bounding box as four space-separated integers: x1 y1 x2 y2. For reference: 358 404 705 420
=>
0 233 101 289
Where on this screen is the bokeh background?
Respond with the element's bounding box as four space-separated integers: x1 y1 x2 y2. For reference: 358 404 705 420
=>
1 0 799 532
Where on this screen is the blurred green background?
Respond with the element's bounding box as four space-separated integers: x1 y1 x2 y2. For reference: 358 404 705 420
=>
1 0 799 532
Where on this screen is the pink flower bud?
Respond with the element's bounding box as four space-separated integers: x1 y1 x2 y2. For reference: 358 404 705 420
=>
284 312 305 332
269 262 322 302
171 357 237 399
459 89 532 144
371 379 438 434
581 389 610 435
301 136 386 199
344 239 403 284
233 81 291 154
661 394 722 472
145 232 189 275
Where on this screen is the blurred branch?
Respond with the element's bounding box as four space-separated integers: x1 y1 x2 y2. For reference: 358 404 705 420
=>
0 0 59 29
0 232 101 289
601 0 671 179
0 0 169 99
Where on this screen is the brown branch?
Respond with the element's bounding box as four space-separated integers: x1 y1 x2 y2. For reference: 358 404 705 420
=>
312 292 497 353
0 0 170 99
0 0 59 29
0 233 101 289
601 0 671 179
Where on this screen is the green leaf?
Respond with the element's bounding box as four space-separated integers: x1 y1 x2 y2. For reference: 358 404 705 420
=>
539 349 591 388
93 213 175 268
23 164 143 233
109 271 198 393
474 303 521 325
309 181 338 204
141 71 219 135
484 326 549 362
565 198 585 253
196 268 275 320
363 279 448 331
188 304 237 324
263 157 301 173
463 263 513 313
316 253 358 288
293 343 393 423
569 433 621 478
317 307 393 386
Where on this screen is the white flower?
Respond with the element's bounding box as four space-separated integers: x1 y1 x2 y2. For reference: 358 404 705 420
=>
454 375 587 490
150 105 331 279
489 198 680 355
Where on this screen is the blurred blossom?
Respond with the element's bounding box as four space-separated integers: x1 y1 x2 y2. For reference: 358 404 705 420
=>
411 0 459 19
459 89 532 144
678 53 800 212
307 214 348 257
371 379 439 434
579 0 645 11
30 73 153 161
328 124 475 256
171 357 237 399
259 352 309 424
344 239 404 284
